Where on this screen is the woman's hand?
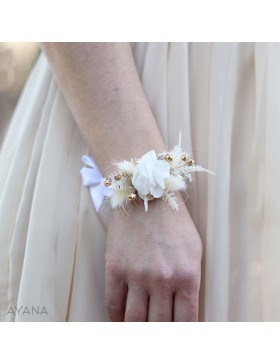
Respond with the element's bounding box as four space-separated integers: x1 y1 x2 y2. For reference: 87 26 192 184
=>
105 194 202 322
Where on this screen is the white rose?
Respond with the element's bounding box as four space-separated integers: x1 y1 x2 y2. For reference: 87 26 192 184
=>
132 150 170 200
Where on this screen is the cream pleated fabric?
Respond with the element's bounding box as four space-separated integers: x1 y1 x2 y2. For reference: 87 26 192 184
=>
1 43 280 321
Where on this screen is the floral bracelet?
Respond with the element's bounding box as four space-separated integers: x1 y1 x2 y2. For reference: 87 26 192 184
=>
80 134 213 212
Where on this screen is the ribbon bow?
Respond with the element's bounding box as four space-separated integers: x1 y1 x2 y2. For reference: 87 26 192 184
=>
80 155 113 212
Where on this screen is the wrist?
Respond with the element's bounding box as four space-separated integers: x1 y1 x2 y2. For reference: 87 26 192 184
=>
81 134 213 214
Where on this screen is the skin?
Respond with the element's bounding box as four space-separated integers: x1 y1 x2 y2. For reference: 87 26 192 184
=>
41 42 202 321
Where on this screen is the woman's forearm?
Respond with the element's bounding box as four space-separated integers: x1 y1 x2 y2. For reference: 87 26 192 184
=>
40 42 166 174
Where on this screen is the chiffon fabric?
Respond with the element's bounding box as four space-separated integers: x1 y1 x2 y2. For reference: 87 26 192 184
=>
0 43 280 321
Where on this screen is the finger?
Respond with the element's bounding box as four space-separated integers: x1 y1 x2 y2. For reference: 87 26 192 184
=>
105 273 127 322
173 290 199 322
148 292 173 322
125 285 148 322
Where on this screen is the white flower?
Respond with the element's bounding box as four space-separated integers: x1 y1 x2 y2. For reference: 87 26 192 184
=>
132 150 170 199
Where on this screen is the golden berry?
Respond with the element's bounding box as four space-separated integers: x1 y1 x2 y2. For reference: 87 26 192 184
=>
104 178 112 187
128 193 137 201
165 154 173 162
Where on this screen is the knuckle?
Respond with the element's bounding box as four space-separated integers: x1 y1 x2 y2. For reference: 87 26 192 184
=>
129 265 149 283
152 311 169 322
105 301 124 321
179 293 199 321
151 265 173 288
105 258 124 277
176 265 201 292
188 305 199 321
105 301 122 313
125 307 146 322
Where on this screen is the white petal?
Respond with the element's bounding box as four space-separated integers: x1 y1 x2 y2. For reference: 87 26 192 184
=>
139 150 157 165
156 159 170 174
150 186 164 198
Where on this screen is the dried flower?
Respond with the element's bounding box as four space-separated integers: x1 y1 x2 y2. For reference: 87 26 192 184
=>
131 150 170 198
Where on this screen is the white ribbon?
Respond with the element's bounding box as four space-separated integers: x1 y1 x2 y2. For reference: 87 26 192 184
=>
80 155 113 212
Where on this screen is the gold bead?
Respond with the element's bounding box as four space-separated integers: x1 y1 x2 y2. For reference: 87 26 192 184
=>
114 174 122 181
119 171 125 176
165 154 173 162
187 159 195 166
128 193 137 201
104 178 112 187
147 192 155 200
181 155 187 162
